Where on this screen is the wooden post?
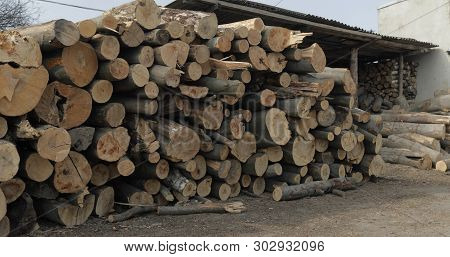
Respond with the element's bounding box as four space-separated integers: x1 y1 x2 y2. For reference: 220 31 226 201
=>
350 48 358 107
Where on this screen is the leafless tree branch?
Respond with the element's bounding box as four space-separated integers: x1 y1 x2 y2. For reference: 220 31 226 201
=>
0 0 39 30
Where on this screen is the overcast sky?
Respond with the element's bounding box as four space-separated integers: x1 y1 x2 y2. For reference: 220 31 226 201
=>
34 0 394 32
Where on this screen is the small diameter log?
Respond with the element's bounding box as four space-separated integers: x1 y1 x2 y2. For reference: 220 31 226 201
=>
85 80 113 104
0 141 19 182
113 181 153 205
97 58 130 81
284 165 309 177
397 133 441 152
136 82 160 99
89 103 125 128
260 26 291 53
315 138 329 153
385 135 443 164
91 186 114 217
357 115 383 135
330 131 357 152
347 141 365 164
267 72 292 88
90 34 120 61
189 100 223 130
35 81 92 129
247 108 291 146
0 117 7 139
89 127 131 162
206 159 231 179
19 152 54 182
329 164 346 178
44 41 97 87
189 45 210 64
0 65 49 117
381 152 432 170
109 156 135 177
265 180 287 193
283 135 315 166
133 159 169 180
127 178 161 195
238 46 269 71
243 89 277 108
206 36 231 53
273 178 354 201
267 52 287 73
115 21 145 47
247 177 265 195
247 28 262 45
314 152 335 164
436 159 450 172
36 194 95 227
381 112 450 125
160 8 218 39
216 27 234 41
179 85 208 99
285 43 326 73
163 169 197 197
0 178 25 204
381 122 446 139
311 67 357 95
149 119 200 162
0 30 42 67
15 19 80 51
240 174 251 188
144 29 170 46
277 97 311 118
317 106 336 127
259 146 283 163
225 159 242 185
115 63 150 90
264 163 283 178
148 65 182 88
6 193 39 236
229 183 241 198
195 77 245 97
279 171 300 185
158 21 184 39
232 70 252 83
157 201 245 216
298 75 335 96
195 176 211 197
182 62 202 81
311 130 335 142
242 153 269 177
90 163 110 187
357 154 384 177
77 19 97 41
68 126 95 152
202 144 229 161
308 163 330 181
53 151 92 194
232 39 250 54
121 46 154 68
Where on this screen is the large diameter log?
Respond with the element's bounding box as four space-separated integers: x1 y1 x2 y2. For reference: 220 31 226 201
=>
53 151 92 193
381 122 446 139
260 26 291 52
285 43 326 73
0 31 42 67
247 108 291 146
0 140 20 182
273 178 354 201
107 0 161 30
19 152 54 182
410 95 450 112
14 19 80 51
6 193 39 236
33 126 71 162
282 135 315 166
0 178 25 204
90 127 131 162
44 41 98 87
0 65 49 117
36 195 95 227
311 67 356 95
149 119 200 162
160 8 218 39
385 135 443 164
34 81 92 129
381 112 450 125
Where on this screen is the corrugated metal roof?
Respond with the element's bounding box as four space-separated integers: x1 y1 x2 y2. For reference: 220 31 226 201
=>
166 0 437 49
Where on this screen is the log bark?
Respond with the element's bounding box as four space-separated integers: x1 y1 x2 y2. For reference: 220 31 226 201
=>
132 159 169 180
202 144 229 161
381 152 432 170
357 154 384 177
144 29 170 46
308 163 330 181
158 201 245 215
273 178 354 201
160 8 218 40
0 216 8 237
113 181 153 205
219 18 265 32
97 58 130 81
121 46 154 68
206 159 231 179
53 151 92 193
15 19 80 51
264 163 283 178
68 126 95 152
381 122 445 139
277 97 311 118
34 81 93 129
329 164 346 178
195 77 245 97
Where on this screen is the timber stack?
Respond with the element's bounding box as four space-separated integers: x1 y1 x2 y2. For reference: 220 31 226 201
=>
359 59 418 112
0 0 384 235
379 89 450 172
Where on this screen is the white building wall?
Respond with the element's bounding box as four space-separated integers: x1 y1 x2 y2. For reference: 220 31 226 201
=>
378 0 450 101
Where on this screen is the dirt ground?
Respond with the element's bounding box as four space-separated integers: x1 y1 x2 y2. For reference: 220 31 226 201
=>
31 164 450 237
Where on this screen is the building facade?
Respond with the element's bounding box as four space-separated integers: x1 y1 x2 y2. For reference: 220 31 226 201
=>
378 0 450 101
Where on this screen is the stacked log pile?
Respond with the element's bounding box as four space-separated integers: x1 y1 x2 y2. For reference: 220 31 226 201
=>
379 90 450 172
0 0 384 235
359 59 418 112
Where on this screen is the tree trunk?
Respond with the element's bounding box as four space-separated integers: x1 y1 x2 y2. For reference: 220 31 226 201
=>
381 152 431 170
381 122 446 139
89 103 126 128
277 97 311 118
329 131 357 152
132 159 169 180
195 77 245 98
15 19 80 51
112 181 153 205
308 163 330 181
19 152 53 182
97 58 130 81
264 163 283 178
237 46 269 71
206 159 231 179
90 34 120 61
329 164 346 178
357 154 384 177
77 19 97 41
121 46 154 68
210 131 257 163
34 81 93 129
317 106 336 127
247 177 265 195
436 159 450 172
148 65 182 87
68 126 95 152
381 112 450 125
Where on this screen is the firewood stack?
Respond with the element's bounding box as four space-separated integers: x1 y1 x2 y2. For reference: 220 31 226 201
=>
379 89 450 172
358 59 418 112
0 0 385 235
